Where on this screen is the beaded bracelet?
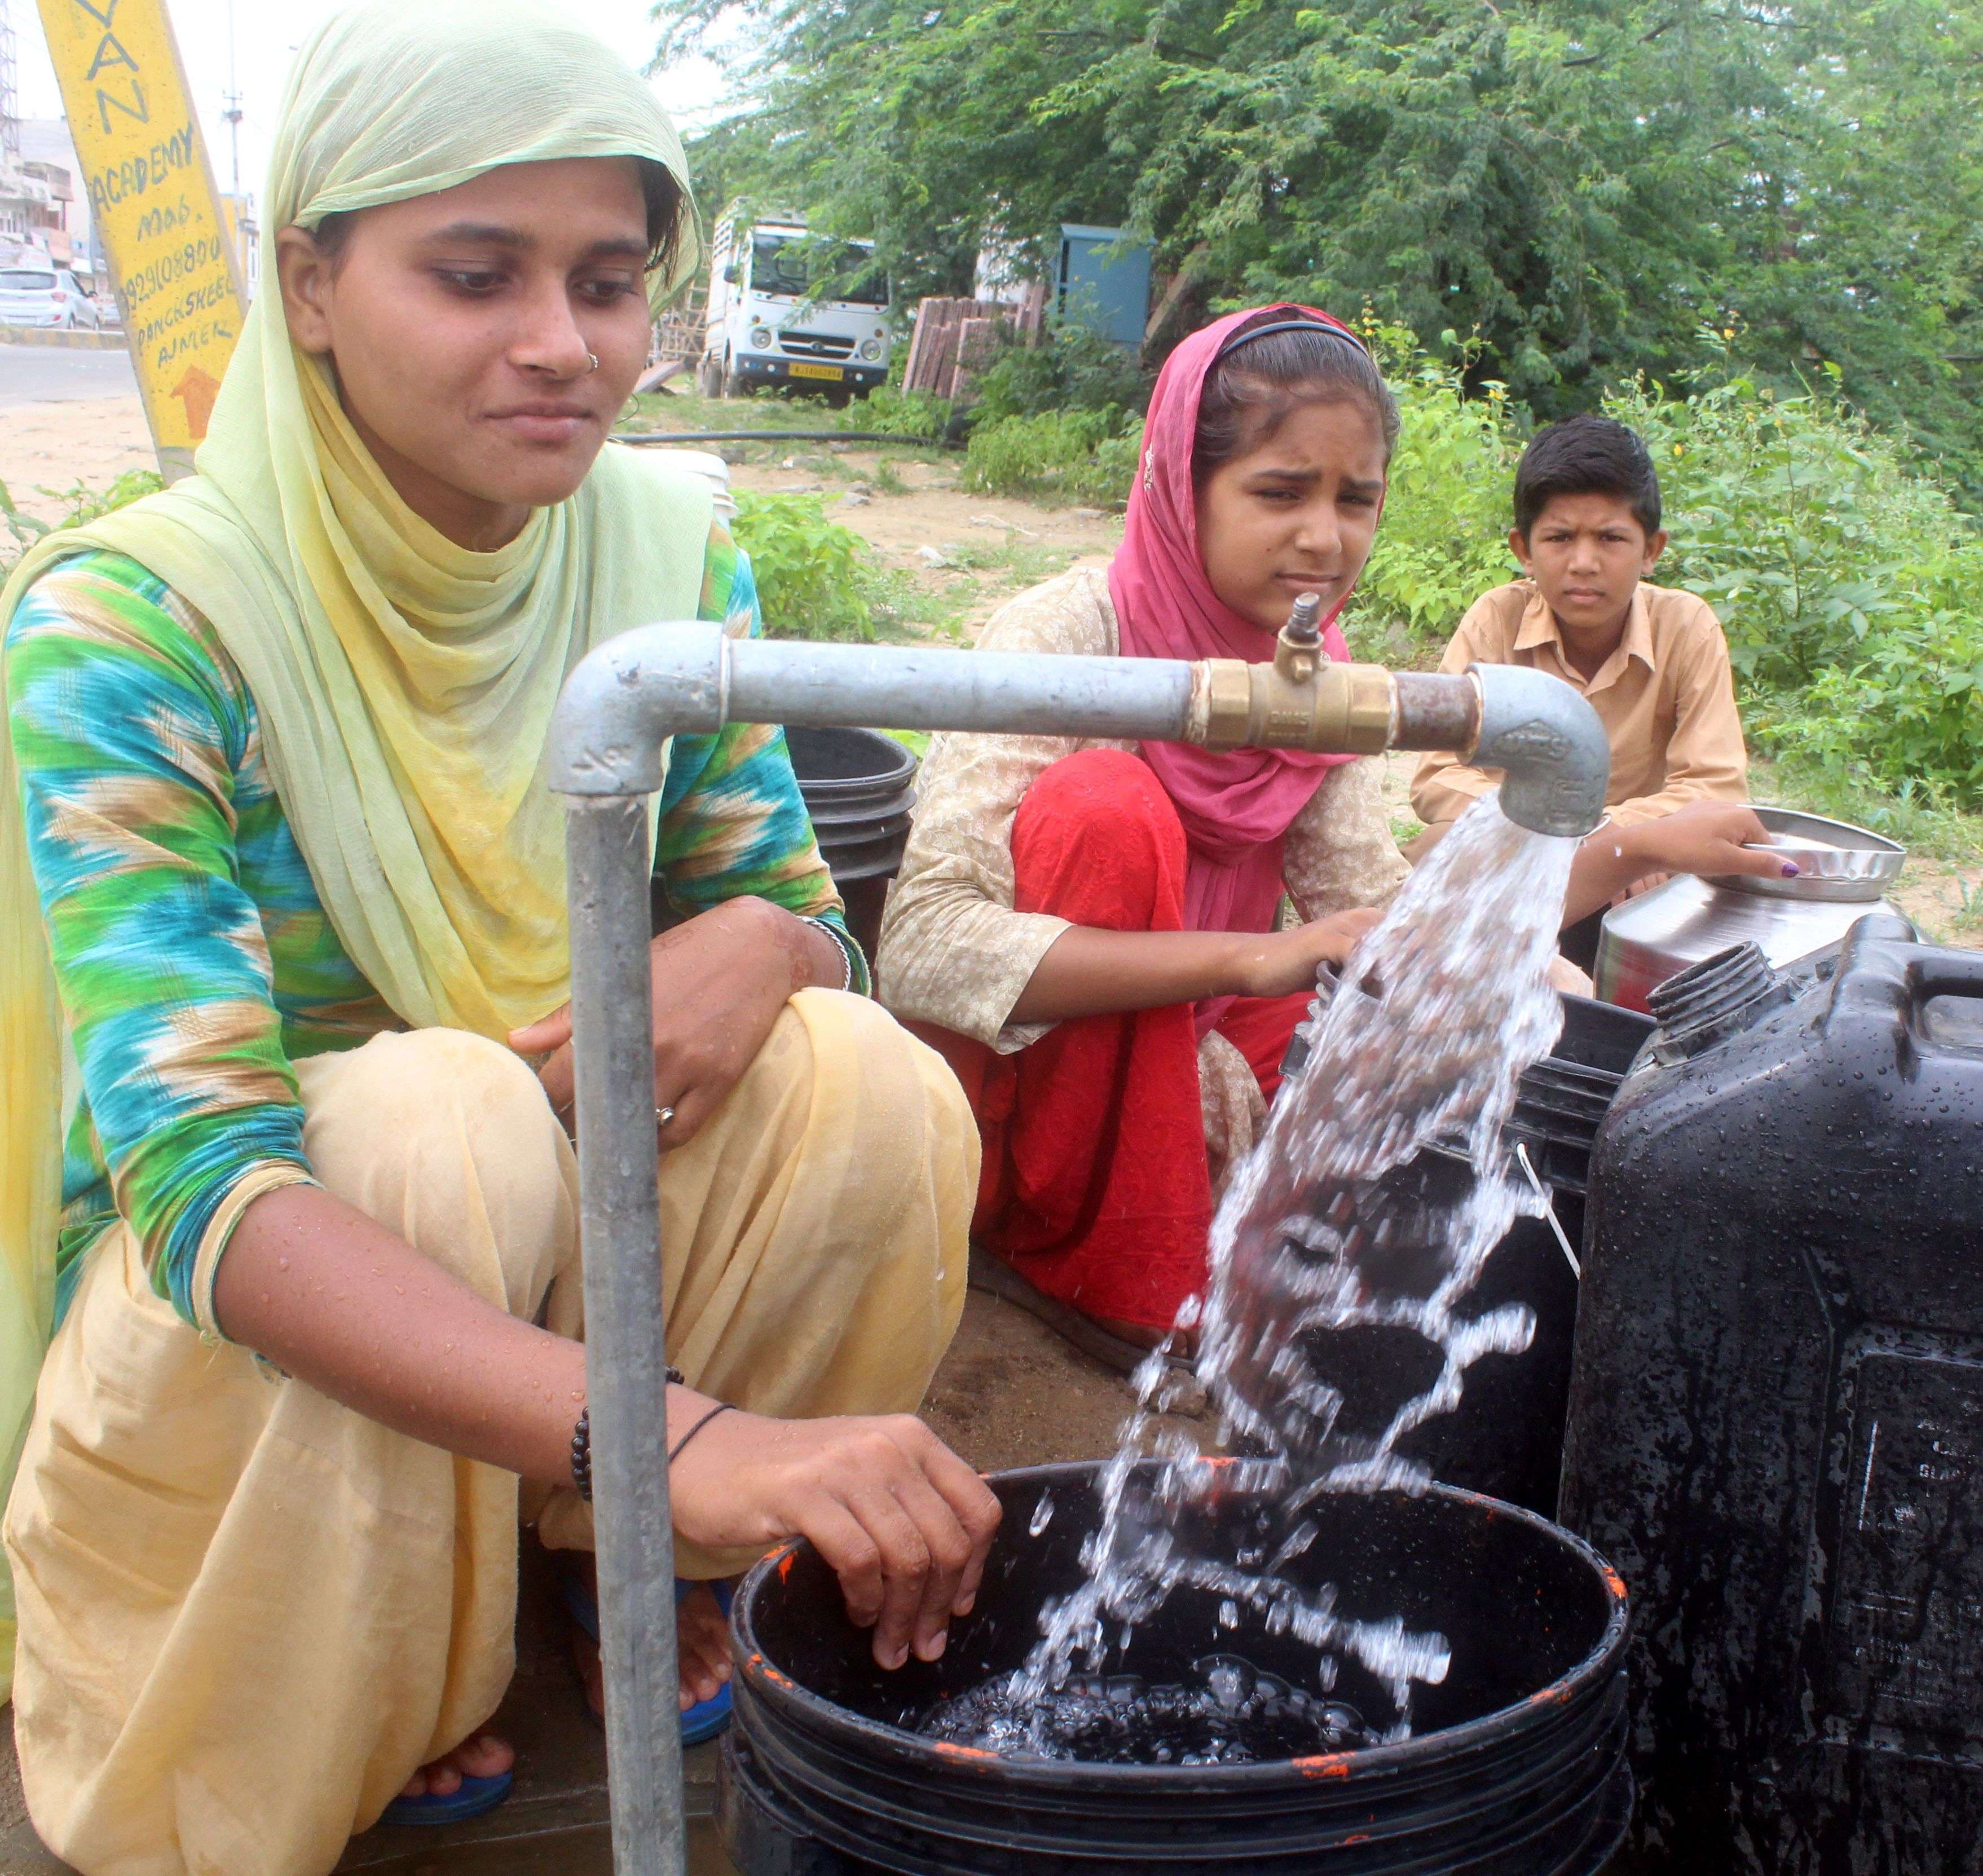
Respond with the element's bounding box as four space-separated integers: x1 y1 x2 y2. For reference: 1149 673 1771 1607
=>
571 1366 687 1503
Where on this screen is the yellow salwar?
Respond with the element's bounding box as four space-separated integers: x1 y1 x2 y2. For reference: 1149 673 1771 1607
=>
5 988 975 1876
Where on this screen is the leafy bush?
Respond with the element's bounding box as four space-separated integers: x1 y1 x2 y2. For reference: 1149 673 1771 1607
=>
731 491 876 641
1605 346 1983 802
855 383 952 440
0 468 164 570
970 313 1147 426
1349 327 1523 649
962 408 1143 506
1607 358 1964 693
1750 608 1983 805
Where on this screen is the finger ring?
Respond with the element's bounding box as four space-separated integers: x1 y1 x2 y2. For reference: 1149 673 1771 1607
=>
655 1105 676 1129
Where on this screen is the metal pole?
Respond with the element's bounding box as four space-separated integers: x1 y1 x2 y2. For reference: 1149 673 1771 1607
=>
565 795 688 1876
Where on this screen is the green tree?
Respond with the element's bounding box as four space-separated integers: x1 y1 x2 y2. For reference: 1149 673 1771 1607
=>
657 0 1983 491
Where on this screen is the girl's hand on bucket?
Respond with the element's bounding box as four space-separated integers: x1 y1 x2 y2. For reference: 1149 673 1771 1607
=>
669 1405 1003 1670
1237 907 1384 999
510 896 846 1142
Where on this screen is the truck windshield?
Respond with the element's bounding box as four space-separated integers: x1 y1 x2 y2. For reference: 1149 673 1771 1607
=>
750 234 888 307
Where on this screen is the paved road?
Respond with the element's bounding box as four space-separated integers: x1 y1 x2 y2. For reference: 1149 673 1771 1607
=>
0 342 138 407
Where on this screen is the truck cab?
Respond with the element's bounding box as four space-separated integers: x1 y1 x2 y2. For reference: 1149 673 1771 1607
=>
699 211 892 401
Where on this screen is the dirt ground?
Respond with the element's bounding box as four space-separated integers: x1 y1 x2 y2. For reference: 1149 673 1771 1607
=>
0 390 157 524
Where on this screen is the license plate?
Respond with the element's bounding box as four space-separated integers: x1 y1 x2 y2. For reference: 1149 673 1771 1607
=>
787 361 845 382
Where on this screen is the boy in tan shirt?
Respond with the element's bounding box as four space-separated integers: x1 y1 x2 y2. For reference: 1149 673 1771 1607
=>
1411 413 1757 965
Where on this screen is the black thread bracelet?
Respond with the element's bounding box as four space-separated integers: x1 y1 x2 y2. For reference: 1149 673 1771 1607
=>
669 1400 737 1464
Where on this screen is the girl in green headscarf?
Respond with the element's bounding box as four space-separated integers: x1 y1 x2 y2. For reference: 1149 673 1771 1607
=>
0 6 993 1870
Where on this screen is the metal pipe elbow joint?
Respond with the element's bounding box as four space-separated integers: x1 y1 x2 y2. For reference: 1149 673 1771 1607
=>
1466 662 1611 838
549 623 730 797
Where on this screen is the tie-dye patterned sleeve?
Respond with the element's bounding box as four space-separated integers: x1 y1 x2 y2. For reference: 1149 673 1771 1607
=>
5 558 315 1336
653 527 869 991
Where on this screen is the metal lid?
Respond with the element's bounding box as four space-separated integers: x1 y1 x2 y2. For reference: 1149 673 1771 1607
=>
1708 807 1904 904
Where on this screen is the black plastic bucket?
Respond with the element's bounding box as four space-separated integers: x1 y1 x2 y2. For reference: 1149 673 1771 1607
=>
785 726 919 961
1392 995 1652 1515
720 1461 1633 1875
1277 992 1652 1516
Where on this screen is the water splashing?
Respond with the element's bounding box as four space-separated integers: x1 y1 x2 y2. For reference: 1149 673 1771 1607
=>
943 794 1575 1755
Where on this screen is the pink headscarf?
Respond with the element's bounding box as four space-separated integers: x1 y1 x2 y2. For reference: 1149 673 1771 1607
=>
1108 303 1375 1032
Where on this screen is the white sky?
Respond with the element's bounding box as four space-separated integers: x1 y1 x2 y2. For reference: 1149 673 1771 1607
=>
14 0 733 218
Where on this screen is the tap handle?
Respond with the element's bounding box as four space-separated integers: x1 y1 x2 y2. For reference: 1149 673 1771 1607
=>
1285 591 1324 645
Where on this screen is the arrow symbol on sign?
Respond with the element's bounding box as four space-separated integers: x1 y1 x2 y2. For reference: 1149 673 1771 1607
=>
169 365 220 441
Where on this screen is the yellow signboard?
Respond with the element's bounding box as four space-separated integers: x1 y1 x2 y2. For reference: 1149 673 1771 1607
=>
37 0 246 478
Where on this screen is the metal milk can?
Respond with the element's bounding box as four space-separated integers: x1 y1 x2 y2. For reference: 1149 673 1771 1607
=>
1593 807 1909 1012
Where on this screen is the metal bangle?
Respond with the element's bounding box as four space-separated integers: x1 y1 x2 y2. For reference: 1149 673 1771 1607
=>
801 915 856 993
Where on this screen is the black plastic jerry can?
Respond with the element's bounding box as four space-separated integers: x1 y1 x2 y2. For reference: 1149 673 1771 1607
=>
1559 917 1983 1876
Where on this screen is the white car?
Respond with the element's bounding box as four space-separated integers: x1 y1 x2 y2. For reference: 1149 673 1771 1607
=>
0 267 103 330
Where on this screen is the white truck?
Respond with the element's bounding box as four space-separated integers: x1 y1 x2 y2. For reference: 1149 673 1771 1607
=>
698 210 892 402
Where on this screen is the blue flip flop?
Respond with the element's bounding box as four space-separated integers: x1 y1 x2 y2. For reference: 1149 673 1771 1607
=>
377 1764 514 1829
563 1572 735 1746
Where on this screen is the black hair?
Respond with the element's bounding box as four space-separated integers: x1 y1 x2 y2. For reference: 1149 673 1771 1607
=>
1193 311 1401 481
1512 413 1661 538
309 158 688 279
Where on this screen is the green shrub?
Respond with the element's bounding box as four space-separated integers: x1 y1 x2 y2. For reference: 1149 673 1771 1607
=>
855 383 952 440
1750 608 1983 805
962 408 1142 506
1603 346 1983 803
1605 359 1967 694
1350 328 1522 648
731 491 876 641
970 312 1147 425
0 468 165 571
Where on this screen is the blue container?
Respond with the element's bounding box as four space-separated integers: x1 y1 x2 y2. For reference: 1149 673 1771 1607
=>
1057 223 1152 347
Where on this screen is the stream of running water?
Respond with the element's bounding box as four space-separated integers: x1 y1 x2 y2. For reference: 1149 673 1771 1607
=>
921 792 1577 1759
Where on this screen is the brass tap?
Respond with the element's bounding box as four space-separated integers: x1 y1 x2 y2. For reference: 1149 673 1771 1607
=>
1199 592 1395 754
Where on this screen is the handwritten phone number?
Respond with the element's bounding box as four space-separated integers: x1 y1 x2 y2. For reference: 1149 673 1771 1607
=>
122 237 230 306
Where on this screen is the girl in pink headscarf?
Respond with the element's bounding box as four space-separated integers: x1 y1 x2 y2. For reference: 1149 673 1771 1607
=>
876 306 1408 1361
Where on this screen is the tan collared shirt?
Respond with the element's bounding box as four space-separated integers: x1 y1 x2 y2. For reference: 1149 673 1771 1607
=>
1410 578 1748 835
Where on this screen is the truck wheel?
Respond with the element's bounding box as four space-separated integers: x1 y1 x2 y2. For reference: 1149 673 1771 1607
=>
720 354 746 399
696 353 722 399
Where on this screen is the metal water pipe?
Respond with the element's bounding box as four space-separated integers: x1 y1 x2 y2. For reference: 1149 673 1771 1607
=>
548 623 1610 1874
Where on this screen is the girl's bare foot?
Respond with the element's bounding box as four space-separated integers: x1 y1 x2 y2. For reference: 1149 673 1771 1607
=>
571 1579 731 1719
398 1731 513 1800
1096 1314 1197 1360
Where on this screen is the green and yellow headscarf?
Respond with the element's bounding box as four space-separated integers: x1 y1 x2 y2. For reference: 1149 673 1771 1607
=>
0 0 715 1686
